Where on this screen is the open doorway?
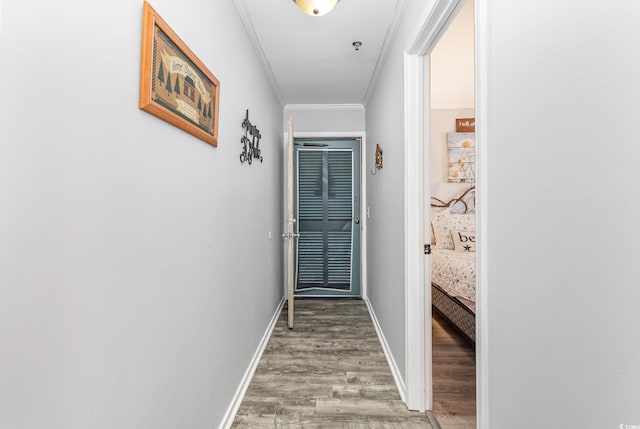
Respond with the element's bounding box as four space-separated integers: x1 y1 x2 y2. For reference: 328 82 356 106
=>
428 0 476 427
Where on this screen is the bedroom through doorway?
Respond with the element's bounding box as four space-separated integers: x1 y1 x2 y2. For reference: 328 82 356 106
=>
427 0 477 427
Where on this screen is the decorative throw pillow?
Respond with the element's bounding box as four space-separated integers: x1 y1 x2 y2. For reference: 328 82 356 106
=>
452 230 476 252
431 212 475 249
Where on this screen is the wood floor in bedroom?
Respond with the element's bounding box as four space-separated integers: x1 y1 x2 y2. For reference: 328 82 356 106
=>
432 310 476 429
232 299 433 428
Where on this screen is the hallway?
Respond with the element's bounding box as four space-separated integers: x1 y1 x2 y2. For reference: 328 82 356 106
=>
232 300 433 428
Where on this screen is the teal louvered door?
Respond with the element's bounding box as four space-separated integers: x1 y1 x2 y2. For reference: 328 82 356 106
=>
294 139 361 297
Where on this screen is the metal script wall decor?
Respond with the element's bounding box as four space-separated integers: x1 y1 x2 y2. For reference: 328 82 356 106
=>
240 110 263 164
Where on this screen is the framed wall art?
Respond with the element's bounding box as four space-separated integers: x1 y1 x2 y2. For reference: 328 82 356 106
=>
139 1 220 147
447 132 476 183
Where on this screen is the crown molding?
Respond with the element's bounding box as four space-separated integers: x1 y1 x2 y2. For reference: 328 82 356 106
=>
232 0 286 106
284 103 365 112
363 0 408 106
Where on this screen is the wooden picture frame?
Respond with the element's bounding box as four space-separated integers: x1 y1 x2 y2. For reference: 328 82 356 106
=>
139 1 220 147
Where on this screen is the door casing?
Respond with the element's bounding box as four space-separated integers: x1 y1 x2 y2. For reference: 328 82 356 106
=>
293 139 362 297
403 1 486 427
282 131 367 301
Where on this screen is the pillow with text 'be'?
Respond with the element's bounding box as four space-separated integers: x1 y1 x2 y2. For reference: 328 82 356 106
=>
452 230 476 252
431 212 475 249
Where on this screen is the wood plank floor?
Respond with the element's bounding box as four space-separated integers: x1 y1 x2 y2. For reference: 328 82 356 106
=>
432 311 476 429
232 299 433 428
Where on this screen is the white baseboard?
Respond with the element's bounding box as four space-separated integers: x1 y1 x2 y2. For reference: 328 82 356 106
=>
426 410 442 429
218 297 285 429
364 298 407 402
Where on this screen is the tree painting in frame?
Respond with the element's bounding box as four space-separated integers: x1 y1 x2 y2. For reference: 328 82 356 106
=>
139 1 220 147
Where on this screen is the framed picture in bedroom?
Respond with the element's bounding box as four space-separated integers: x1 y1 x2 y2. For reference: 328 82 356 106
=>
139 1 220 147
447 132 476 183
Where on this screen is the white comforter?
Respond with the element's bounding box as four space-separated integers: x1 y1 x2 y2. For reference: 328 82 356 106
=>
431 249 476 302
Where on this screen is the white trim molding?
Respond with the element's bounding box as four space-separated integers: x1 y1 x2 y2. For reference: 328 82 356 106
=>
363 0 408 106
232 0 285 106
291 131 366 139
407 0 465 55
218 298 286 429
403 0 467 414
475 0 490 427
284 104 365 112
403 51 428 412
365 298 406 403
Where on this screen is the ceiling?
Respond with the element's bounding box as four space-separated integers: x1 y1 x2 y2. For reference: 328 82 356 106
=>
234 0 405 106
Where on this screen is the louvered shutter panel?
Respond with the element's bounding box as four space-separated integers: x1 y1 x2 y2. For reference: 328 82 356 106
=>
297 150 353 290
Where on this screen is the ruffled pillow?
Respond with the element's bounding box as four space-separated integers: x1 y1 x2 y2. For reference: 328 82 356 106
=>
431 212 475 249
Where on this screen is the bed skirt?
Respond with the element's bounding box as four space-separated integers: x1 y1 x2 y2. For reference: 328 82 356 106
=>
432 282 476 344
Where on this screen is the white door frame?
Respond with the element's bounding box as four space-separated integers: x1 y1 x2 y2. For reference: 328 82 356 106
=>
403 0 488 423
403 50 428 411
282 131 368 301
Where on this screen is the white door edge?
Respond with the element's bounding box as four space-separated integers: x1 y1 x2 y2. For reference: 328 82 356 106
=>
475 1 490 427
403 51 428 412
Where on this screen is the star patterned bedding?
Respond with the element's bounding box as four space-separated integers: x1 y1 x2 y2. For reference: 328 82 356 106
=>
431 249 476 305
430 207 476 311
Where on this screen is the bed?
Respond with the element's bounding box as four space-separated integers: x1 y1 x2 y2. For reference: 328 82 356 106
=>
430 187 476 343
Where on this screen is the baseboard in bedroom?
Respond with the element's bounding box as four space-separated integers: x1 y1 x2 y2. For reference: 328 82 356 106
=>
218 297 285 429
364 298 407 403
426 410 443 429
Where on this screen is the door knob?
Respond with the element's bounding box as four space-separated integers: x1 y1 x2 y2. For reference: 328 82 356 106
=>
353 219 360 224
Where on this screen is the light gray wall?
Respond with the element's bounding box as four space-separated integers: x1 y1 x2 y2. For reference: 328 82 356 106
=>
365 0 437 384
284 106 365 133
0 1 283 428
480 0 640 427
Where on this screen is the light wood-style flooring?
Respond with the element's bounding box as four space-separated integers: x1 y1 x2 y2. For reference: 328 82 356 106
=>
232 299 433 428
431 311 476 429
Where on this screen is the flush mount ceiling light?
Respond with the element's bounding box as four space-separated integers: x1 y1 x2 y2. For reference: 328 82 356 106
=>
293 0 340 16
